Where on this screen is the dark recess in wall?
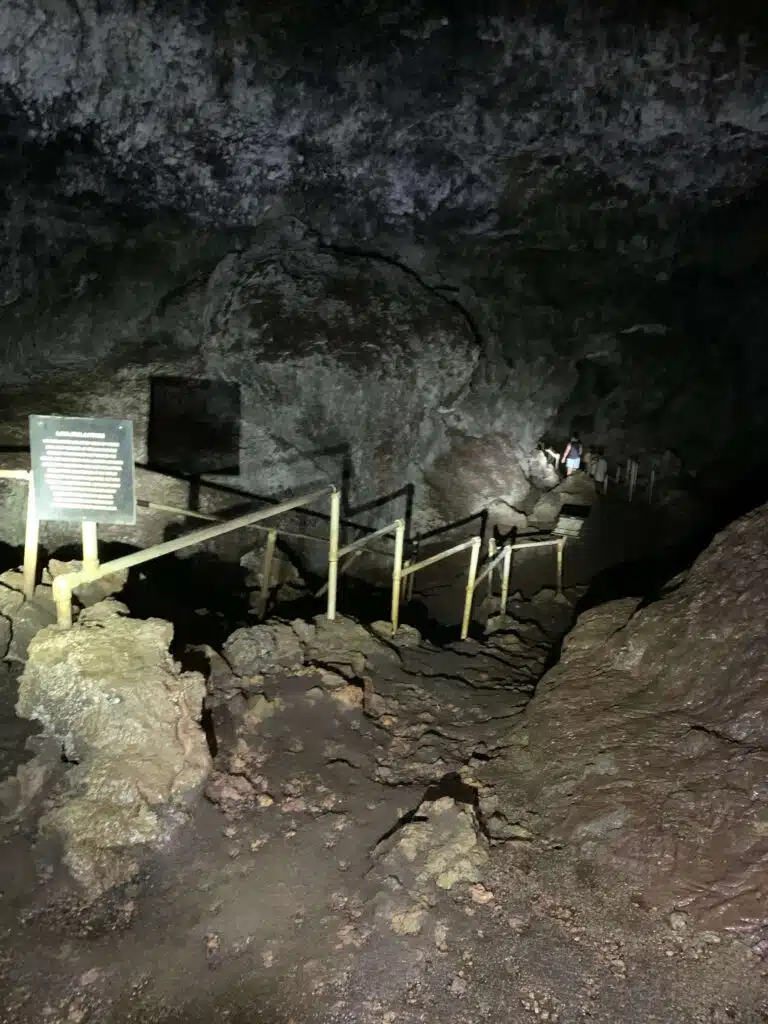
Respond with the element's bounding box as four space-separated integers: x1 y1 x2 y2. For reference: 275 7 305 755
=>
148 377 241 477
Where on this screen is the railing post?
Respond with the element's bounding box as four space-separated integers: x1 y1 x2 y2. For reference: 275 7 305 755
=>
557 537 566 595
460 537 482 641
82 521 99 574
258 528 278 618
487 536 497 600
401 559 411 604
52 576 73 629
390 520 405 634
326 488 341 621
22 473 39 601
500 542 512 614
405 541 417 601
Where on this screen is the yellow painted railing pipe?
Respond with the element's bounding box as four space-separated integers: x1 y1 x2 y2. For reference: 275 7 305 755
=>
326 489 341 621
257 527 278 618
460 536 482 640
317 518 404 599
500 541 512 614
22 472 38 600
392 534 480 637
52 485 335 628
81 521 99 574
390 520 406 633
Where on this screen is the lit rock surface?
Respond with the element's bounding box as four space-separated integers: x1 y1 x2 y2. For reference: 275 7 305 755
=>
15 605 210 896
479 503 768 935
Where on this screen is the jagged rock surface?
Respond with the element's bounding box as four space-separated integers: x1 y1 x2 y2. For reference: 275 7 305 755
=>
15 605 210 896
209 612 552 796
0 572 57 663
477 504 768 936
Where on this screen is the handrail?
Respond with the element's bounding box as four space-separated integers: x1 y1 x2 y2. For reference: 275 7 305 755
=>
1 434 673 635
137 499 329 545
51 485 336 628
506 536 566 597
2 447 398 539
315 518 404 600
392 534 481 640
474 540 513 618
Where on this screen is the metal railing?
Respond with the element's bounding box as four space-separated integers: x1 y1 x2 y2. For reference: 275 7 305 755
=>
481 535 566 612
1 450 577 639
543 447 676 504
316 517 404 600
51 486 337 628
477 537 513 615
391 534 482 640
137 498 330 619
0 464 564 639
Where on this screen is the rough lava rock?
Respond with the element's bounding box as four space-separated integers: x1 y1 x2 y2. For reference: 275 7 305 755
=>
0 572 57 663
2 3 766 232
373 796 489 894
15 606 210 897
222 621 305 680
202 246 479 524
43 559 129 608
479 502 768 936
0 2 767 514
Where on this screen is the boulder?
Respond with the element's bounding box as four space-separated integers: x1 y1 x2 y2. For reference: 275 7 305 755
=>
0 574 58 663
373 796 489 894
44 559 129 607
480 504 768 936
222 622 305 679
0 582 24 659
527 491 563 530
425 434 531 524
373 796 489 934
15 608 210 896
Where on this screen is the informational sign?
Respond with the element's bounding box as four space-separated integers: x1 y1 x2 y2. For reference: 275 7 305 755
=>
29 415 136 524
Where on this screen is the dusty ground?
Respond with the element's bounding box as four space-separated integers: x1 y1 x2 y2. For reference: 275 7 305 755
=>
0 476 764 1024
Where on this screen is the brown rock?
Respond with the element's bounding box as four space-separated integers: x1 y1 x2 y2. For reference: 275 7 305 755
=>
482 504 768 935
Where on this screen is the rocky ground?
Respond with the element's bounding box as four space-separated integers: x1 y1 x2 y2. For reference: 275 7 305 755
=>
0 486 765 1024
0 609 765 1023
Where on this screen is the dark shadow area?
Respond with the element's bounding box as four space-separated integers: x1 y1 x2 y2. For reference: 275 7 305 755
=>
120 549 251 653
0 540 21 577
397 598 468 646
373 770 480 848
346 482 415 540
147 377 241 477
45 538 250 653
573 462 768 620
413 508 488 546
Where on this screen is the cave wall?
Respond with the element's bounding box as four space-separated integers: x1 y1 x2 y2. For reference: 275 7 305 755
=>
2 1 768 528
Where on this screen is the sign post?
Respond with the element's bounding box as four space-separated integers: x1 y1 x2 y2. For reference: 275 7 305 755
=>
22 474 39 599
29 415 136 575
